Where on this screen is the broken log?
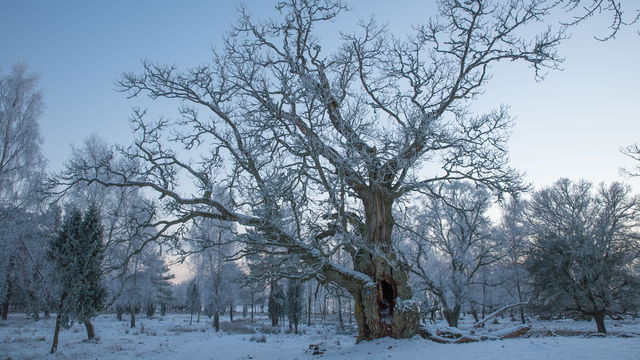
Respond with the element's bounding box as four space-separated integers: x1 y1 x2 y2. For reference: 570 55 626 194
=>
421 324 532 344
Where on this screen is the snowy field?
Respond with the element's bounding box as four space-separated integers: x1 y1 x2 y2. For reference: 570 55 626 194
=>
2 313 640 360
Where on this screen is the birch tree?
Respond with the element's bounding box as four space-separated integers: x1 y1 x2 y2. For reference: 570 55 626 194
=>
0 64 46 211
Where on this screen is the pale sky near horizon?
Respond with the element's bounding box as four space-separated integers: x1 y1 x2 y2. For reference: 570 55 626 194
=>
2 0 639 191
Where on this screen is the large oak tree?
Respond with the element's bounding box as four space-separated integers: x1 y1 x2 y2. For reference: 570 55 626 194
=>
54 0 564 340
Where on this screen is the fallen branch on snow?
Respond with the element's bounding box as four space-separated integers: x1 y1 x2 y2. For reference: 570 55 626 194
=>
473 302 529 328
419 302 532 344
421 324 532 344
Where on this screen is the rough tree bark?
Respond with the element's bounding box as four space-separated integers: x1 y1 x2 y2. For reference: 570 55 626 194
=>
130 307 136 328
1 300 8 320
443 304 462 328
593 310 607 334
350 190 420 340
1 280 12 320
50 293 68 354
470 308 480 323
213 311 220 332
50 313 62 353
306 283 311 326
84 319 96 340
146 303 154 318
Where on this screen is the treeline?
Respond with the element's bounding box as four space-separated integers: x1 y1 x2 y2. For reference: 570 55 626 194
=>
398 179 640 333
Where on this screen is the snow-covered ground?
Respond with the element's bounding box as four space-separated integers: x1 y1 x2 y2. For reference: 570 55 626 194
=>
2 313 639 360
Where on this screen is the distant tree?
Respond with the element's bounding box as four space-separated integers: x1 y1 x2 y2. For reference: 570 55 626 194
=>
158 277 174 317
400 182 499 327
187 216 241 331
48 205 106 353
0 64 48 319
187 280 201 325
621 143 640 177
0 205 59 320
142 248 174 318
496 197 531 324
326 283 351 330
285 279 303 333
240 268 267 325
113 244 173 328
527 179 640 333
0 64 46 211
268 280 285 327
57 136 168 324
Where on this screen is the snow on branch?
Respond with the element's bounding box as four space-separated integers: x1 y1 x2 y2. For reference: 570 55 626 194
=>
472 302 529 328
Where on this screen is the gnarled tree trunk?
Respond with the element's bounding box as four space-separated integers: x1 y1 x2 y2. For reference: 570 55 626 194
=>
593 310 607 334
350 190 421 341
443 304 461 328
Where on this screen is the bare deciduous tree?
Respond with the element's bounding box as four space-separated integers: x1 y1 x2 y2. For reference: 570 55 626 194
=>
399 182 499 327
496 197 530 324
0 64 45 211
621 143 640 177
559 0 639 40
52 0 564 340
526 179 640 334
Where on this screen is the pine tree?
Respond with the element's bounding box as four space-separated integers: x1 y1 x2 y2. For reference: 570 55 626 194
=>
48 205 106 353
78 205 107 338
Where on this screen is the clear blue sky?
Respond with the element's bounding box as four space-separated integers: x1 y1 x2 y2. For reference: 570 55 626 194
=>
1 0 639 191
